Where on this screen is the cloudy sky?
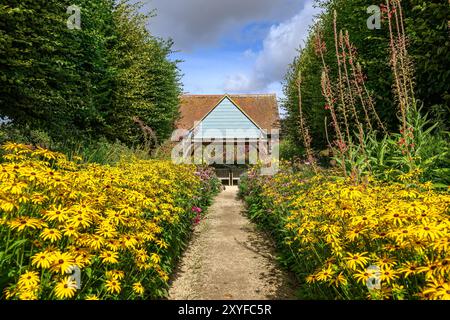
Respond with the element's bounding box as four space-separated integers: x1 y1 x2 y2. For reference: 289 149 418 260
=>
144 0 322 98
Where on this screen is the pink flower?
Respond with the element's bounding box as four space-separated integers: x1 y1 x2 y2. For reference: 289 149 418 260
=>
191 206 202 213
193 213 202 225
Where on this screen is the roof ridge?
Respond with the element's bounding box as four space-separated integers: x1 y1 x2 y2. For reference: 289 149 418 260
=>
181 93 277 97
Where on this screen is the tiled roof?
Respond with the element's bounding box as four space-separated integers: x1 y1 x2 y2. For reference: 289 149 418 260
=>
177 94 280 132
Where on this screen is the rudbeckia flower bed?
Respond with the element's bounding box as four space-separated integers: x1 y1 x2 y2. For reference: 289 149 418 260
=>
239 166 450 300
0 142 220 300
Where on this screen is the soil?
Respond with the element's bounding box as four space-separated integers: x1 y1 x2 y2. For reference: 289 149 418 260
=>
168 186 297 300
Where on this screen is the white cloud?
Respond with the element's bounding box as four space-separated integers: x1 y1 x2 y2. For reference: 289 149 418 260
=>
243 49 257 59
224 0 322 95
146 0 305 50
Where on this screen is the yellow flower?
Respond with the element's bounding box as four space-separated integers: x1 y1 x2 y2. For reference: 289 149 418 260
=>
417 259 440 280
150 253 161 264
0 199 17 212
68 214 92 229
379 267 399 285
54 277 77 299
132 282 145 295
353 269 372 285
106 270 125 280
331 272 348 287
375 255 397 269
315 266 335 282
18 271 40 288
31 193 48 205
32 146 59 160
31 251 53 269
51 252 76 274
105 279 121 295
431 282 450 300
18 290 38 300
344 252 370 270
3 181 28 195
85 235 105 250
398 261 419 278
85 294 100 300
100 251 119 264
122 235 138 249
422 278 450 300
9 217 46 232
305 274 317 284
414 222 445 241
62 224 79 238
40 228 62 242
43 205 69 223
2 142 31 153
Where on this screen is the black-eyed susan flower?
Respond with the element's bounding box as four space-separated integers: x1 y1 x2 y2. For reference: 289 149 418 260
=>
43 205 69 223
414 222 445 241
150 253 161 264
18 271 40 288
100 250 119 264
375 255 397 269
3 287 16 300
432 282 450 300
62 224 79 238
305 274 317 284
50 252 76 274
417 259 440 280
353 269 373 285
2 142 30 153
122 235 138 249
132 282 145 295
54 277 77 299
331 272 348 287
9 217 46 232
344 252 370 270
31 146 59 160
105 279 121 294
398 261 419 278
68 214 92 229
379 267 399 285
31 251 53 269
315 266 335 282
30 193 47 205
40 228 62 242
18 290 39 300
85 235 105 251
85 294 100 300
106 270 125 280
0 198 17 212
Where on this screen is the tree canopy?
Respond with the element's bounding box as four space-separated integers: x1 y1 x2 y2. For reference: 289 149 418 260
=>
282 0 450 151
0 0 181 148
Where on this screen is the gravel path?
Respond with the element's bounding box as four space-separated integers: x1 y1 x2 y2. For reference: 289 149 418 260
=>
168 186 297 300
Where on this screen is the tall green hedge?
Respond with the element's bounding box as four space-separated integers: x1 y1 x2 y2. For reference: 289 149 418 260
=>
0 0 181 147
282 0 450 151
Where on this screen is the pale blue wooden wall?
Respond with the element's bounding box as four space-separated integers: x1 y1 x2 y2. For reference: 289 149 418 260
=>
192 98 261 139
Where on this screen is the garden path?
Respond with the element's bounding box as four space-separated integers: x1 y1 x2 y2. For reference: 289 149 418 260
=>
168 186 296 300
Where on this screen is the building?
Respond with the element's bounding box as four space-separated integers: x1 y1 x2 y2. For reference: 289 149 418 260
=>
174 94 280 184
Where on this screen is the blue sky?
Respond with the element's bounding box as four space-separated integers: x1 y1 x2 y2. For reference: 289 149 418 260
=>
145 0 322 99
